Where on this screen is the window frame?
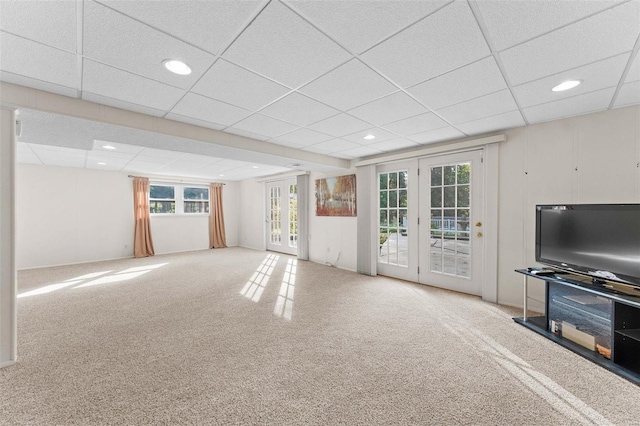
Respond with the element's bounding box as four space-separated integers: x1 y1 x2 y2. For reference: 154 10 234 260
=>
149 183 210 216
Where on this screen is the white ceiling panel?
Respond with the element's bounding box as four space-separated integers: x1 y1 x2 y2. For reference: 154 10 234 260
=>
270 128 333 148
305 138 360 153
306 114 373 138
171 93 252 127
83 59 185 111
348 92 427 125
499 1 640 86
475 0 624 51
383 112 449 137
138 147 186 160
0 32 77 89
335 145 384 159
286 0 449 54
456 110 525 136
0 71 78 98
299 59 398 111
369 138 420 152
436 89 518 124
83 0 215 89
98 0 266 54
407 56 507 110
342 127 398 144
87 162 125 171
626 54 640 83
361 1 490 88
524 87 616 124
229 114 299 138
86 150 135 164
16 143 43 165
409 126 466 145
122 161 166 172
0 0 77 51
613 81 640 108
259 93 339 127
222 0 351 88
164 113 226 131
192 59 291 111
82 92 166 117
92 140 144 154
513 54 630 108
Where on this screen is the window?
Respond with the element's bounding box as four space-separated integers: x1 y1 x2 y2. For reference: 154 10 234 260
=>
289 184 297 248
149 183 209 215
378 170 408 267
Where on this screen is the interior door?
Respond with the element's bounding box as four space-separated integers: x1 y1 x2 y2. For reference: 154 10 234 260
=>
266 179 297 256
418 151 484 295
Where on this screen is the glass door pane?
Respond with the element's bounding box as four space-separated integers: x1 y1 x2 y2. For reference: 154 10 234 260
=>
378 170 409 267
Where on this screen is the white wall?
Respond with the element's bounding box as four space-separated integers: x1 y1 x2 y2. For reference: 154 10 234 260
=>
238 178 265 251
497 105 640 310
16 164 239 269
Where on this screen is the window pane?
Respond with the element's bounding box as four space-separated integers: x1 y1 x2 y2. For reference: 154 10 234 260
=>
399 190 407 207
457 164 470 184
430 188 442 208
398 171 407 188
380 210 388 226
380 191 388 208
389 210 398 227
379 173 388 190
457 185 469 207
184 187 209 200
399 209 408 228
389 172 398 189
444 166 456 185
150 200 175 214
184 201 209 213
431 167 442 186
431 209 443 230
443 186 455 208
150 185 174 199
389 190 398 208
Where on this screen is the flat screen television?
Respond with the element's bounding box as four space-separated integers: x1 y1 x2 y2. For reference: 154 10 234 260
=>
536 204 640 287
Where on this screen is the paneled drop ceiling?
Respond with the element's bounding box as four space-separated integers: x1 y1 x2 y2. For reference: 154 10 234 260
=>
1 0 639 180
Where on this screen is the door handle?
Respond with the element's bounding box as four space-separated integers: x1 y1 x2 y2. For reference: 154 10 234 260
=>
477 232 483 237
475 222 482 227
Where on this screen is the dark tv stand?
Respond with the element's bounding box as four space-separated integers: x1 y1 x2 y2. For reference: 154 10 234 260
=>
515 269 640 386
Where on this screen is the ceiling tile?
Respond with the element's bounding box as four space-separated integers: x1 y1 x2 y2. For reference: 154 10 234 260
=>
137 147 187 160
0 0 76 51
92 140 145 155
626 54 640 83
342 127 398 144
16 143 42 165
286 0 449 54
83 0 215 89
171 93 252 127
407 56 507 110
361 1 490 88
613 81 640 108
192 59 291 111
368 138 420 152
475 0 624 51
456 110 525 136
260 93 339 126
83 59 185 111
0 71 78 98
513 54 629 108
0 32 77 89
436 89 518 124
305 138 360 153
222 1 351 88
122 161 165 172
299 59 398 110
499 1 640 86
270 128 333 148
82 92 166 117
335 145 383 159
348 92 427 125
383 112 449 137
86 150 134 164
409 126 465 145
163 113 226 131
306 113 372 138
523 87 616 124
98 0 266 54
229 114 299 138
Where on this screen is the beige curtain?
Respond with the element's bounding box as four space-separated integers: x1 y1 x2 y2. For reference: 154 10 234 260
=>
133 177 155 258
209 183 227 248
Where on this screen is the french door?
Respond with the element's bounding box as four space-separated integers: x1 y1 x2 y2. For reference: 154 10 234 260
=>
418 151 484 295
266 179 297 256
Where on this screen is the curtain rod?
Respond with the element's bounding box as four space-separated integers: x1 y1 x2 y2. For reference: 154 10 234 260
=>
127 175 225 185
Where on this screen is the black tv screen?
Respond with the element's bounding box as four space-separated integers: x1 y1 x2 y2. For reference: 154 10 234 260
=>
536 204 640 286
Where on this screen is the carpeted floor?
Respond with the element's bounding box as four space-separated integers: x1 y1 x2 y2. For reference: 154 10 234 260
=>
2 247 639 425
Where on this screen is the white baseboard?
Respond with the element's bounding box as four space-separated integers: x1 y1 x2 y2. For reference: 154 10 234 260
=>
0 360 16 369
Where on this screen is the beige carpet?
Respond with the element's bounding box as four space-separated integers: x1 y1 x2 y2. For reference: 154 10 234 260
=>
2 247 639 425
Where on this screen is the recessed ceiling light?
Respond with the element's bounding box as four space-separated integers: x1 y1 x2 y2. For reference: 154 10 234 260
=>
102 145 116 150
252 166 259 169
219 174 224 177
552 80 581 92
97 162 107 165
163 59 191 75
363 134 376 140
